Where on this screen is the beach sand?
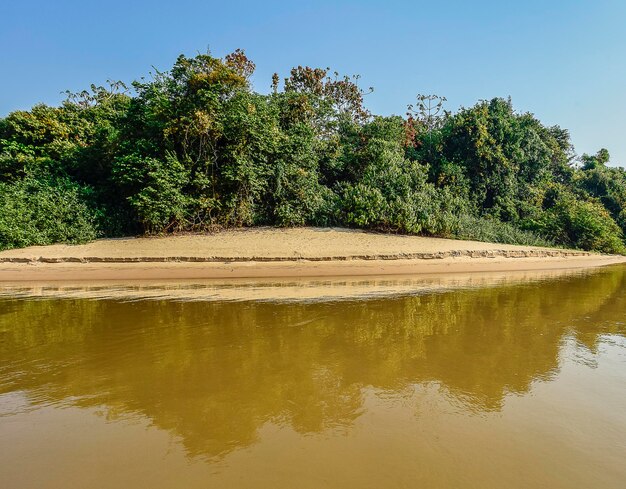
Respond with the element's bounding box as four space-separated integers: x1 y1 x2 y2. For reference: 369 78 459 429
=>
0 227 624 283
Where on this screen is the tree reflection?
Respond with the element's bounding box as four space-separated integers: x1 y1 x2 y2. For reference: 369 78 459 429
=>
1 266 625 460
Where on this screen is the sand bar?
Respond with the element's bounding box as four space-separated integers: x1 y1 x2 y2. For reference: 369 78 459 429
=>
0 227 624 282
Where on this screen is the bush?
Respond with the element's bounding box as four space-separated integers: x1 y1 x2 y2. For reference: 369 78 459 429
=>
530 195 625 254
449 215 555 247
0 178 98 250
123 154 191 233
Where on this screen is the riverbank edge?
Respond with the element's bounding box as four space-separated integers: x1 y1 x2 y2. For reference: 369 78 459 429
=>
0 247 598 264
1 254 624 282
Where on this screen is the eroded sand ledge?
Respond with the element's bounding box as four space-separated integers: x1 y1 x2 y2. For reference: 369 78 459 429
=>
0 227 624 281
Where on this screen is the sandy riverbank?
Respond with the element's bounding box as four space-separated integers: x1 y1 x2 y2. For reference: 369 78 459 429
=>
0 227 624 282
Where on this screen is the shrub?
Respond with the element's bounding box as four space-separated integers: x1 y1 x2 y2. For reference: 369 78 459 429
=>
449 215 555 247
530 195 625 254
0 177 99 250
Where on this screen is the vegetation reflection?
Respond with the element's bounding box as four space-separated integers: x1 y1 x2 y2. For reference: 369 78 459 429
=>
1 266 625 460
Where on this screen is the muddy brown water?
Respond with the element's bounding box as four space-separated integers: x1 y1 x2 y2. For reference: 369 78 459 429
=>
1 266 626 488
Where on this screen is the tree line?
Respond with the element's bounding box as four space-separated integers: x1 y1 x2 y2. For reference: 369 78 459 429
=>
1 49 625 253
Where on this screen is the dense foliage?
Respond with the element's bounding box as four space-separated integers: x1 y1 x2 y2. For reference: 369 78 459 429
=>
1 50 625 253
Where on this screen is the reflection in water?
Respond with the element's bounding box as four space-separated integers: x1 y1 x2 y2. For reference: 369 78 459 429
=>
1 266 626 488
0 267 612 302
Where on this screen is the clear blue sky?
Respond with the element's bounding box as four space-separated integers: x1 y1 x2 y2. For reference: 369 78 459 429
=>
2 1 625 165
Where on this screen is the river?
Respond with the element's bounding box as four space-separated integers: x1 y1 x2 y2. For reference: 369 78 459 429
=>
1 265 625 488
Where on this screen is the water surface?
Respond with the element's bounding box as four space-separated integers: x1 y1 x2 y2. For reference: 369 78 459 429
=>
1 266 626 488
